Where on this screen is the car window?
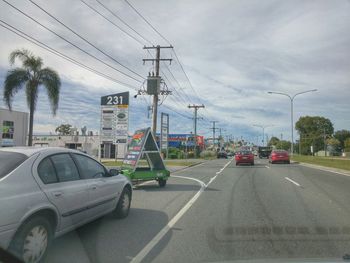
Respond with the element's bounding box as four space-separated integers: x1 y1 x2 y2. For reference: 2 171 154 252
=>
72 154 106 179
50 154 80 182
0 151 28 179
38 157 58 184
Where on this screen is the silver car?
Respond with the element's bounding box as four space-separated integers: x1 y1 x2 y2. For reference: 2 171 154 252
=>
0 147 132 263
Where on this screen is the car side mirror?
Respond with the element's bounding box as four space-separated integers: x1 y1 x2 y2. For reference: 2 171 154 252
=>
109 169 119 176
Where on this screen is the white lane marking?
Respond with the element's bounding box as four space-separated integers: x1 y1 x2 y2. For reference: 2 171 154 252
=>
265 165 270 169
285 177 301 187
130 159 233 263
298 162 350 177
172 175 206 187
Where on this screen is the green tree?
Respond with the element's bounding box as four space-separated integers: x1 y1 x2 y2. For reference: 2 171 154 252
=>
296 116 334 155
3 49 61 146
334 130 350 150
344 138 350 152
55 124 72 135
326 137 340 147
278 140 292 151
268 136 280 147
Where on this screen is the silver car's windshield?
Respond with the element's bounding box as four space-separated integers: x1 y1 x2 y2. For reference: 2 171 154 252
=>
0 151 28 179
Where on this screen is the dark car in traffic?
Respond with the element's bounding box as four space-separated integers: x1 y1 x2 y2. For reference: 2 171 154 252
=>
217 151 228 159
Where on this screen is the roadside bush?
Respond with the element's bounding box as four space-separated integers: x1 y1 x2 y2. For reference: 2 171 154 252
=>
187 151 195 158
200 150 216 159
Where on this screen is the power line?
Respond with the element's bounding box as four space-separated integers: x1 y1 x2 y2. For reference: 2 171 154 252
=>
0 19 139 91
123 0 172 45
83 0 193 110
79 0 143 46
28 0 144 80
92 0 153 46
122 0 206 108
1 0 142 83
162 105 192 119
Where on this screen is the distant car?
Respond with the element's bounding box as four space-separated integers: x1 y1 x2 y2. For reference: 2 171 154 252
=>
258 146 272 158
0 147 132 263
227 151 235 157
269 150 290 164
235 150 254 166
217 151 228 159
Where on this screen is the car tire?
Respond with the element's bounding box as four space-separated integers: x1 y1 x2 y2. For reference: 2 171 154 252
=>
286 160 290 164
9 216 53 263
114 187 131 219
251 162 254 166
158 179 167 187
236 162 239 166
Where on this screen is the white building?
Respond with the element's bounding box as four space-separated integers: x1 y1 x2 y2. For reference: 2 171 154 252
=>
0 108 28 147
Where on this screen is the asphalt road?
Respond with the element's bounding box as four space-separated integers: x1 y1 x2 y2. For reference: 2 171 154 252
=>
46 158 350 263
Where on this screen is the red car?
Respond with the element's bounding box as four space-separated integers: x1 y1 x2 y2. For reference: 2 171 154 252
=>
235 150 254 166
269 150 290 164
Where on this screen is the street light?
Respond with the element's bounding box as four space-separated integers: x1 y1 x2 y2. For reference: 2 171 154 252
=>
268 89 317 155
252 124 273 146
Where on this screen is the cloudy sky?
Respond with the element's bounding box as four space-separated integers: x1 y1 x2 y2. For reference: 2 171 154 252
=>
0 0 349 143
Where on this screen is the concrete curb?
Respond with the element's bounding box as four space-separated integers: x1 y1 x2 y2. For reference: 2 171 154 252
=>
169 160 208 173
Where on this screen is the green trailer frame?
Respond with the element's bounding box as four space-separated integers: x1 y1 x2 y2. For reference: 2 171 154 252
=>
121 127 170 187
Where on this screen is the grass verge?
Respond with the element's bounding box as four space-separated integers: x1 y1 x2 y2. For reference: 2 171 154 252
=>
291 155 350 171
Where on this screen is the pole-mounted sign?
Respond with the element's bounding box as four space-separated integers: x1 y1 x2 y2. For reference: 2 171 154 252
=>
99 92 129 159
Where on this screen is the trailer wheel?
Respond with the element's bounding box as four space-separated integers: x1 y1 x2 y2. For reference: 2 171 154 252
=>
158 179 167 187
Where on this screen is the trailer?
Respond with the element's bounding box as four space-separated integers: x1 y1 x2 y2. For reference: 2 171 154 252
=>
121 128 170 187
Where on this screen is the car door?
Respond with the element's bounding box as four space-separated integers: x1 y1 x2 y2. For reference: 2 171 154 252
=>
37 153 89 231
72 153 125 218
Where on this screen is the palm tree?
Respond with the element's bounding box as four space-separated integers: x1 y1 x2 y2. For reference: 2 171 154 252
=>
3 49 61 146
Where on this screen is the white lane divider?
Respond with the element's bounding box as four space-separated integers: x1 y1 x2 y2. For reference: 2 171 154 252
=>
285 177 301 187
130 159 233 263
172 175 206 187
265 165 270 169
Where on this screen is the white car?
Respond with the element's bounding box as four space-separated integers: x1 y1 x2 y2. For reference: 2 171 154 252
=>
0 147 132 263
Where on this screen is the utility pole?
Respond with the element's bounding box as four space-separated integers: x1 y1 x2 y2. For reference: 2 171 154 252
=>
210 121 219 148
143 45 173 135
188 104 205 157
324 127 327 157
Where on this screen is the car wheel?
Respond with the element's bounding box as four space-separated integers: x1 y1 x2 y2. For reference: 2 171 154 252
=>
251 162 254 166
236 162 239 166
9 216 53 263
158 179 167 187
114 187 131 219
287 160 290 164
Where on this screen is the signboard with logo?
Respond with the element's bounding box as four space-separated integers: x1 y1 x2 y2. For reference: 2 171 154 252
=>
123 128 147 168
1 121 14 146
100 92 129 158
122 127 165 172
160 113 169 154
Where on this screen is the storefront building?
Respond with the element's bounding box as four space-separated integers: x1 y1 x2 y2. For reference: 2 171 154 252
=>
0 108 28 147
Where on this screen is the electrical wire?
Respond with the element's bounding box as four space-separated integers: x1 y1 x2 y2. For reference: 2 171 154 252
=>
122 0 206 108
123 0 171 46
1 0 142 83
80 0 144 46
92 0 153 46
28 0 144 80
0 20 139 91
